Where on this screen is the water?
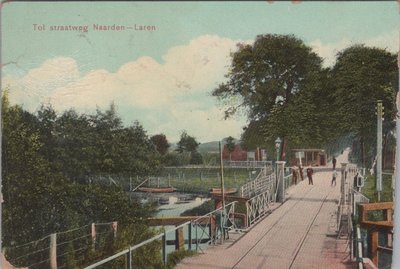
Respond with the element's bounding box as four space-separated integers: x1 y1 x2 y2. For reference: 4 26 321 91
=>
131 192 210 217
130 192 213 256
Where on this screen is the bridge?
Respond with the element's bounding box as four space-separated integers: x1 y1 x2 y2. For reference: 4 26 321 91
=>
84 150 389 269
176 169 352 269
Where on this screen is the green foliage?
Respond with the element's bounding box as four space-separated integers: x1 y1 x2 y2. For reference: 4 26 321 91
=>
175 131 203 165
189 151 203 165
361 174 393 203
181 200 215 216
151 134 170 155
330 45 398 167
213 34 325 156
166 249 196 269
2 92 159 267
214 35 398 165
177 130 200 153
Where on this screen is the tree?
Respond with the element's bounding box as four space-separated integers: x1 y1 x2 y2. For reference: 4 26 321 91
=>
176 131 202 165
176 131 200 153
1 93 158 267
225 136 236 161
213 34 324 160
150 134 170 155
330 45 398 166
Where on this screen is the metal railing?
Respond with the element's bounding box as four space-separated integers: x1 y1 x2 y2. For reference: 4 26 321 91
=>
84 202 237 269
356 225 364 269
223 160 273 169
240 167 275 198
192 201 237 250
246 189 274 226
353 190 369 217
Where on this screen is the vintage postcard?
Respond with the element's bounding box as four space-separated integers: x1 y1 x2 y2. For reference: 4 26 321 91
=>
1 1 398 268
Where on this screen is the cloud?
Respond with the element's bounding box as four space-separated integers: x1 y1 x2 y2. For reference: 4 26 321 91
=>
3 35 247 141
3 57 80 111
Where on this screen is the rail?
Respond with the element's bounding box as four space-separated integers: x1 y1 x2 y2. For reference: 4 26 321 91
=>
223 160 272 169
246 189 273 226
240 168 275 198
84 201 237 269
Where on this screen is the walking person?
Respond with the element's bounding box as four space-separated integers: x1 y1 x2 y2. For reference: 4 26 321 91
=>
306 166 314 185
332 157 337 169
292 167 298 185
331 169 337 186
298 165 304 181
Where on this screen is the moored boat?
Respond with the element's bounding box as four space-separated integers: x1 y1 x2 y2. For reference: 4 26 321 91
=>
138 187 177 193
209 188 237 195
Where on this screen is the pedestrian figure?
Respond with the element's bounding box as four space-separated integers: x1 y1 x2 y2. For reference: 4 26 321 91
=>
298 165 304 181
214 200 228 241
292 167 298 185
331 169 337 186
306 166 314 185
332 157 337 170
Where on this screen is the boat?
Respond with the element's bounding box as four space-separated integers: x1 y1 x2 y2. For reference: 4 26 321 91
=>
158 197 170 205
138 187 177 193
175 196 193 204
209 188 237 195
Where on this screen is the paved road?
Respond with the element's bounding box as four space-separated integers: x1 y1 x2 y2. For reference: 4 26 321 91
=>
177 155 355 269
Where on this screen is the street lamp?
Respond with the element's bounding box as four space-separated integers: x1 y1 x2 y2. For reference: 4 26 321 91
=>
275 137 282 162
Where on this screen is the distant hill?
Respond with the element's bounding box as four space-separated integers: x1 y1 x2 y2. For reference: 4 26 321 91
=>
198 141 220 153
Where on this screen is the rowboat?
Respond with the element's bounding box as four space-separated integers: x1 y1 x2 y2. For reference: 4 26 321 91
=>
138 187 177 193
209 188 237 195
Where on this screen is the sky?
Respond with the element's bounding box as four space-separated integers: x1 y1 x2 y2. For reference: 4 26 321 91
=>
1 1 399 142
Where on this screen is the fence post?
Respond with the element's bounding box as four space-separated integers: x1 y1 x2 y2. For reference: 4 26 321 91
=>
112 221 118 238
195 223 199 251
188 223 192 250
341 163 348 206
91 223 96 251
162 232 167 265
50 233 57 269
276 161 286 202
126 247 132 269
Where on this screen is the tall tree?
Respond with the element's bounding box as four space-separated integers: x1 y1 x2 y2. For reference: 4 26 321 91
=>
225 136 236 161
213 34 324 160
176 131 202 165
330 45 398 166
176 131 200 153
150 134 170 155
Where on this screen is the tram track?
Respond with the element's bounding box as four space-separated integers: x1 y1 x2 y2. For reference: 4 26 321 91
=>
231 182 334 269
287 190 332 268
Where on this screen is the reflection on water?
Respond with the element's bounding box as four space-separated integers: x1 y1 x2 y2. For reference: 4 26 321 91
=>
131 192 210 217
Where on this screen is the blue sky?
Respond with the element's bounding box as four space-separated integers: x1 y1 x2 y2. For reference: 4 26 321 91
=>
1 1 398 142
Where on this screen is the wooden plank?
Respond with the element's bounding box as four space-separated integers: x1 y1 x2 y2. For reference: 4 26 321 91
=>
370 231 379 266
210 194 250 203
147 216 210 226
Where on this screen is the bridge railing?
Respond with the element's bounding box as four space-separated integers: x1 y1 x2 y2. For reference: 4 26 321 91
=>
84 201 238 269
240 167 275 198
223 160 273 169
246 189 273 226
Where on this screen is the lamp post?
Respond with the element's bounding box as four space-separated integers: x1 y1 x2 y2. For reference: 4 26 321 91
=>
275 137 282 162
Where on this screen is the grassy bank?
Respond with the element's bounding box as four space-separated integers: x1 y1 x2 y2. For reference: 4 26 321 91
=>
361 174 393 202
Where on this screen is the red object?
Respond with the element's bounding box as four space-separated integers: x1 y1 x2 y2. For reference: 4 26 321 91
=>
138 187 177 193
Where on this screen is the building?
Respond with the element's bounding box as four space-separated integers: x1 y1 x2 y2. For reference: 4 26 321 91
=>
291 149 327 167
222 144 267 161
